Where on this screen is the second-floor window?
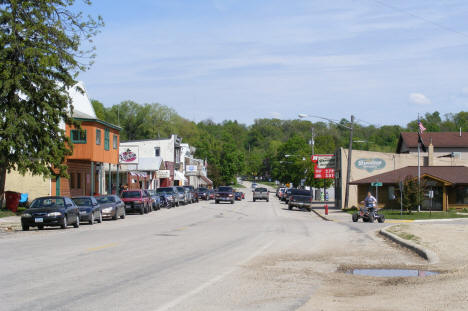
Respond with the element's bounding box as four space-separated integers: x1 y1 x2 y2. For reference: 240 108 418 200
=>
155 147 160 157
113 135 118 149
104 129 110 150
96 129 101 145
71 129 87 144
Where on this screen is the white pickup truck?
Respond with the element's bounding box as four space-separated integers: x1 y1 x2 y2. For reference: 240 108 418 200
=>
253 187 269 202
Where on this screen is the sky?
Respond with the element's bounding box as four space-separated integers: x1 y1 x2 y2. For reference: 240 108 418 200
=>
77 0 468 127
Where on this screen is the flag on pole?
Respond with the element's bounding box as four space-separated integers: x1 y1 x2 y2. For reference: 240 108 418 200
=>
418 120 427 152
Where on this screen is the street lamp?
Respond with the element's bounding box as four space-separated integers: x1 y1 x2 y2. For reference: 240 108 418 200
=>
299 113 355 209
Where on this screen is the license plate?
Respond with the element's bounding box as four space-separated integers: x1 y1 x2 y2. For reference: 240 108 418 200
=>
35 218 43 223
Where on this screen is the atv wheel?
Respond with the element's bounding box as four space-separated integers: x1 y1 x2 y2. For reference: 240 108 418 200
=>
378 215 385 223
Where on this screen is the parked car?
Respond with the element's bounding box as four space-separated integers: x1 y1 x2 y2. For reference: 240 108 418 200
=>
121 190 152 214
156 187 179 207
215 186 235 204
184 185 199 203
21 196 80 231
253 187 269 202
278 187 286 199
234 192 243 201
197 187 209 200
176 186 190 205
72 196 102 225
283 188 293 203
146 190 161 211
288 189 313 212
96 195 126 220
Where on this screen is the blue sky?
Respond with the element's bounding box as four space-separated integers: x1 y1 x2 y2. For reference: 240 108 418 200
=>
78 0 468 126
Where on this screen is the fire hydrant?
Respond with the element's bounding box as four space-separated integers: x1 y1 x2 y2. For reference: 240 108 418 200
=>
325 204 328 215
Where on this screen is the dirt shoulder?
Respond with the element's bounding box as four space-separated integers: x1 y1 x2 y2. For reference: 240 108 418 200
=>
298 223 468 311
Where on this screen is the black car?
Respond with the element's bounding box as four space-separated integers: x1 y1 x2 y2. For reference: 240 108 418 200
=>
21 196 80 230
72 196 102 225
197 187 209 200
96 195 126 220
215 186 235 204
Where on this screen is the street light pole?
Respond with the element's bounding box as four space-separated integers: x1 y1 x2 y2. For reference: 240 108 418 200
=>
344 115 355 209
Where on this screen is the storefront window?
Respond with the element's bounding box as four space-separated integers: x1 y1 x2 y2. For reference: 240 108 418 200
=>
455 186 468 204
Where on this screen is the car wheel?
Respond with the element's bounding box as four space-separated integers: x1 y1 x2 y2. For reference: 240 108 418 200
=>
89 213 94 225
121 209 126 219
38 225 44 230
73 216 80 228
253 199 256 202
288 204 292 210
22 225 29 231
215 200 219 204
267 199 269 202
61 216 68 229
231 200 234 204
97 212 102 223
352 213 359 222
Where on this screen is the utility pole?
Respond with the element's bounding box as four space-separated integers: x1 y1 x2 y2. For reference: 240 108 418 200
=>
344 115 355 209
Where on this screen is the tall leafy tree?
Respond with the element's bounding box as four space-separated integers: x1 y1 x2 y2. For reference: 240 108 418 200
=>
0 0 103 206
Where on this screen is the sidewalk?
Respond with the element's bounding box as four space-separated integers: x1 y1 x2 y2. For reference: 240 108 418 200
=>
0 216 21 232
310 203 351 222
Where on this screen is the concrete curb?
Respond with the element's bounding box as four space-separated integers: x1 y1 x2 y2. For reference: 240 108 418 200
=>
311 209 333 221
379 226 439 264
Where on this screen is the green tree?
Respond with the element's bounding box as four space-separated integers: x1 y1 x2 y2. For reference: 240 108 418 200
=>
0 0 103 206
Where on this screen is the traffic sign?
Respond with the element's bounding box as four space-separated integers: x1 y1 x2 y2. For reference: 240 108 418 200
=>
371 182 382 187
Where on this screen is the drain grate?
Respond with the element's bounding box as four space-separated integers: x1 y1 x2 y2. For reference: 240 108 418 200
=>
346 269 439 277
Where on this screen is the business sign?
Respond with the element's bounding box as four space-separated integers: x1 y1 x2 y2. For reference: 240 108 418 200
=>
156 170 170 179
185 165 198 176
314 168 335 179
312 154 335 179
355 158 386 173
119 146 139 164
311 154 335 169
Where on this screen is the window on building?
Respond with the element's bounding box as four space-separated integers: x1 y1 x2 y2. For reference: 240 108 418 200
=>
456 186 468 204
71 129 87 144
104 128 110 151
113 134 118 149
70 173 75 189
96 129 101 145
77 173 81 189
155 147 160 157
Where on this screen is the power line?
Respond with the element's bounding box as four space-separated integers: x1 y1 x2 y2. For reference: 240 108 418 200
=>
370 0 468 40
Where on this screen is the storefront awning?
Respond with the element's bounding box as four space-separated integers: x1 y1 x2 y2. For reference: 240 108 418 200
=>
174 170 187 182
201 175 213 185
130 171 147 178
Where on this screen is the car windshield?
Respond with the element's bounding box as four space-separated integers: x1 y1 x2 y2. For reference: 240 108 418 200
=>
198 188 208 192
31 197 65 208
255 188 267 192
218 187 233 192
291 189 312 196
72 198 92 206
97 196 115 204
121 191 141 198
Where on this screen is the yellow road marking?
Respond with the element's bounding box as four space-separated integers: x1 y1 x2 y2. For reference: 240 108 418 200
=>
386 219 414 223
86 243 118 252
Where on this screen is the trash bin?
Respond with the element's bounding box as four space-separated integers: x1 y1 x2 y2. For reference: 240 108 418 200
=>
5 191 21 213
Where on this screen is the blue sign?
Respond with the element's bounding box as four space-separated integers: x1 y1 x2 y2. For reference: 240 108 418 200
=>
355 158 386 173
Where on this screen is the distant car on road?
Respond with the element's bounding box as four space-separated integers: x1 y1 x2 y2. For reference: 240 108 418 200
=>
251 183 258 190
72 196 102 225
288 189 313 212
215 186 235 204
97 195 126 220
121 190 151 214
21 196 80 231
253 187 269 202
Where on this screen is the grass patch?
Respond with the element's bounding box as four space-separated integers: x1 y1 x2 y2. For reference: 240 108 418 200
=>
232 183 245 189
387 225 420 242
257 181 278 188
0 209 17 218
345 209 468 220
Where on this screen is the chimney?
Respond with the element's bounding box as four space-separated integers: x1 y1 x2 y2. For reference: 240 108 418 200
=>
428 141 434 166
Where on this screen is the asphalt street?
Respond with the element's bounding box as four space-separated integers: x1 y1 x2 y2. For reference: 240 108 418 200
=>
0 189 418 311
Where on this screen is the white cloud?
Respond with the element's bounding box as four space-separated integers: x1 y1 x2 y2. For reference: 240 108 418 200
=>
409 93 431 105
269 112 282 119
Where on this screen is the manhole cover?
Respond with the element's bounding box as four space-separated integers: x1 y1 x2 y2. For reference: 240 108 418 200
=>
346 269 439 277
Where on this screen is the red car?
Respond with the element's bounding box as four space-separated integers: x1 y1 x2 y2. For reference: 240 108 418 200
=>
121 190 152 214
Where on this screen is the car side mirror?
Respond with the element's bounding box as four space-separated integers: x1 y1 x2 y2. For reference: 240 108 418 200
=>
66 203 73 208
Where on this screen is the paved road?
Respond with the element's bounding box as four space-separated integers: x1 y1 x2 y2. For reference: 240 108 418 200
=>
0 188 421 311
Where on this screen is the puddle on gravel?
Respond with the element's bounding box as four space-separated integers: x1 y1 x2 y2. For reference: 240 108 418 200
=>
346 269 439 277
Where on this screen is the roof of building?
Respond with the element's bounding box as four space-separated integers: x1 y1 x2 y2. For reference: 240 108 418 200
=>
350 166 468 185
397 132 468 152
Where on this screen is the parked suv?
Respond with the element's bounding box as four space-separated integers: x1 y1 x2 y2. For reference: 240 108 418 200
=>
121 190 152 214
176 186 190 205
184 185 198 203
